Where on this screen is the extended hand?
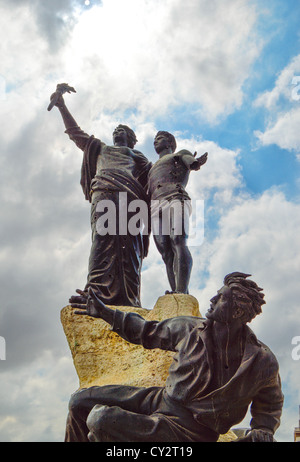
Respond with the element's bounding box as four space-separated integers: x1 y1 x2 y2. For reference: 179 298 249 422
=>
47 83 75 111
71 287 107 318
197 152 208 166
234 429 275 442
191 152 208 170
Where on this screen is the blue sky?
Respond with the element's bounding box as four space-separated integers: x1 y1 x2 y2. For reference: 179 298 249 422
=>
0 0 300 442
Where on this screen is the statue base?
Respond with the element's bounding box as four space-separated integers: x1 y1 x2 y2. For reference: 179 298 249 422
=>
61 293 237 442
60 294 200 389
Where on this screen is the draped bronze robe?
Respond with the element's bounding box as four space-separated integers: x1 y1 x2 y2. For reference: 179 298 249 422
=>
66 128 151 307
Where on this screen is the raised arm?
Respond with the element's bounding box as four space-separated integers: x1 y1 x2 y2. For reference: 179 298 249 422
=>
49 85 90 151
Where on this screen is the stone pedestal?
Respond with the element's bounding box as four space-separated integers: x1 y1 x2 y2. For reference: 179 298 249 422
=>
60 294 200 389
61 293 237 442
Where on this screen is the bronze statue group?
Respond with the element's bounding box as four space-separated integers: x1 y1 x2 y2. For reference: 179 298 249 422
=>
49 86 284 443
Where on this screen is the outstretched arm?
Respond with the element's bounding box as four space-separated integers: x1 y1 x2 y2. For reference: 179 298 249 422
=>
190 151 208 170
71 288 199 352
181 151 208 171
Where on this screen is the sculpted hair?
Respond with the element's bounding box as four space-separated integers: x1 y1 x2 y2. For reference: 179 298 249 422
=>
224 272 266 323
155 131 177 153
115 124 138 148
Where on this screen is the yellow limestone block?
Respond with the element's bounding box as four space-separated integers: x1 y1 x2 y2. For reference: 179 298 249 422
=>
60 293 236 441
61 294 200 389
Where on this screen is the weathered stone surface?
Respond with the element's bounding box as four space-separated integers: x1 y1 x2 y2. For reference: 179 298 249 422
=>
60 294 200 389
61 293 236 441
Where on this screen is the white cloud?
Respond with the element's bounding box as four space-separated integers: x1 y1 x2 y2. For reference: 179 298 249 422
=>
0 351 77 442
254 54 300 158
194 189 300 315
255 54 300 109
176 136 244 202
255 106 300 157
45 0 261 123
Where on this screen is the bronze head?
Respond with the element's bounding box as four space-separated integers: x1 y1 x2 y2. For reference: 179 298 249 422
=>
154 131 177 154
223 272 266 324
113 124 138 149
